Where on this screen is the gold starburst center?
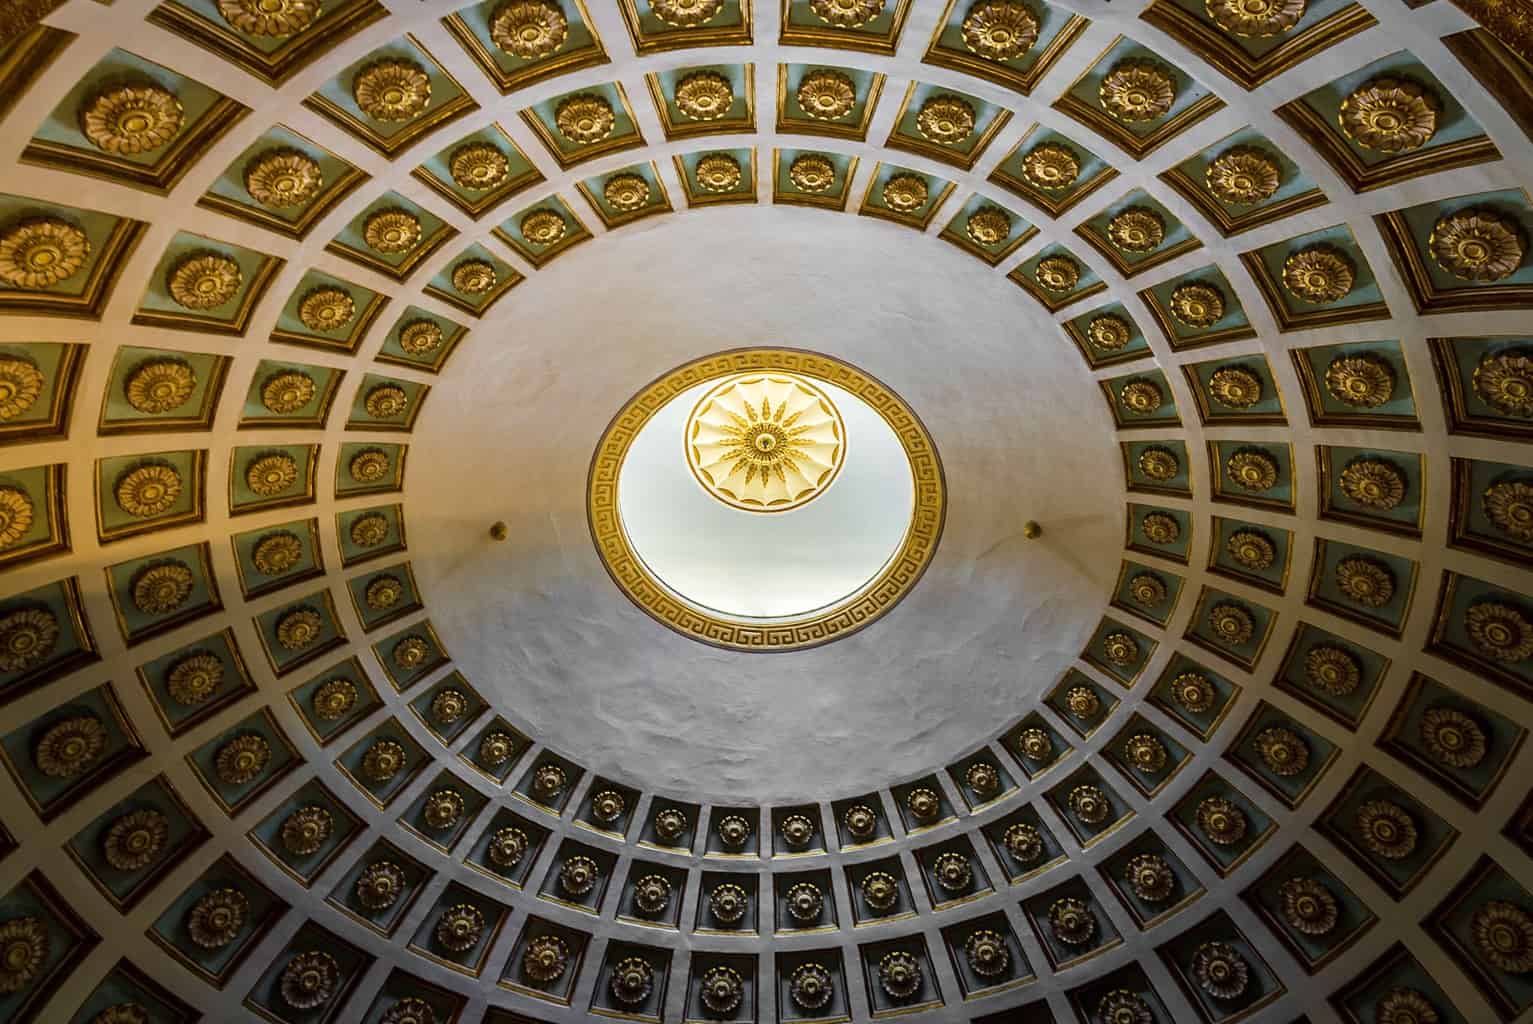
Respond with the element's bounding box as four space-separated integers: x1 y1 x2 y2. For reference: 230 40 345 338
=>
685 373 846 513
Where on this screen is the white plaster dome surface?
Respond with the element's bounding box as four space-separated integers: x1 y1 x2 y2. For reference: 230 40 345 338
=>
621 371 912 620
412 208 1122 801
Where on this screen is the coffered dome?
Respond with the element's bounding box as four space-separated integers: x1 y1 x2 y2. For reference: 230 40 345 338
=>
0 1 1531 1022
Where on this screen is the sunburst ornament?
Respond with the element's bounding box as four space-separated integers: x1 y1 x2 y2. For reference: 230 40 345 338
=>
685 373 846 513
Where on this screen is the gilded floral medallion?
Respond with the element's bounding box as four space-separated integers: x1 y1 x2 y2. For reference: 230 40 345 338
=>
399 320 444 354
652 0 723 27
962 1 1039 60
915 94 976 145
490 0 568 60
452 259 498 294
0 218 89 289
555 93 616 143
82 85 184 155
1087 314 1131 350
219 0 319 37
247 453 298 495
882 173 928 213
1205 145 1281 204
520 208 567 245
797 70 856 121
789 153 835 192
1035 255 1079 292
449 143 510 191
167 253 242 310
603 173 651 211
965 206 1010 245
354 61 432 123
1206 0 1306 37
245 150 323 208
696 153 742 191
810 0 885 28
125 360 196 413
1170 282 1225 327
685 373 845 513
1339 77 1439 153
675 71 734 121
1099 60 1176 123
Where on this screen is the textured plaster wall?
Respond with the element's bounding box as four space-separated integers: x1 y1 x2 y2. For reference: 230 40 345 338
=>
413 207 1124 801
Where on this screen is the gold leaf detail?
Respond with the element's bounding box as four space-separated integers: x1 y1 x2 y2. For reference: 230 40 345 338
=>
125 359 196 413
244 149 323 208
363 209 421 255
0 219 88 290
1205 145 1281 203
1282 245 1354 304
167 253 241 311
915 94 976 145
81 85 183 155
1339 77 1439 153
809 0 885 27
554 93 615 144
353 61 432 122
1099 60 1175 122
131 561 194 614
297 287 355 332
675 71 734 121
796 69 856 120
788 153 835 192
246 453 298 495
961 1 1039 60
489 0 567 59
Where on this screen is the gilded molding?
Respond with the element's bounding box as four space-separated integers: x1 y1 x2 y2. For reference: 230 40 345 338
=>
1276 95 1498 194
576 162 675 230
673 148 758 208
1076 211 1202 280
616 0 754 54
0 23 72 126
920 0 1087 96
989 127 1118 219
883 81 1011 171
411 126 545 221
774 63 884 141
1375 204 1533 314
857 164 955 230
779 0 911 55
1237 245 1389 333
772 149 855 210
131 251 284 337
646 65 756 141
147 0 387 87
1138 0 1375 91
22 93 248 197
442 0 609 95
1051 42 1225 161
588 348 944 652
518 83 645 171
302 37 478 159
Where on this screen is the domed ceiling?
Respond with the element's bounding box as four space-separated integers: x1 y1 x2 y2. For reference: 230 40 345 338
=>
1 0 1533 1021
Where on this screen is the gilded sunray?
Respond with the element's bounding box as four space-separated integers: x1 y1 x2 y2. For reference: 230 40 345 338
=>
686 373 845 512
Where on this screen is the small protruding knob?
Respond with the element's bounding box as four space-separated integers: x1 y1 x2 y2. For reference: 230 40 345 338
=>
1022 520 1042 539
489 521 508 541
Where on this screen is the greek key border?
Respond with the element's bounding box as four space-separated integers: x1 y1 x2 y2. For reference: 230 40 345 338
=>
587 348 946 652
